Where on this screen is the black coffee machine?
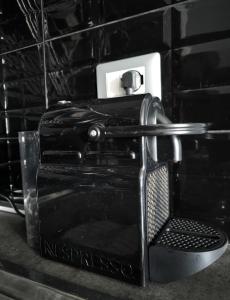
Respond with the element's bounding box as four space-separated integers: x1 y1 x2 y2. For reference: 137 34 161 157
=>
30 94 227 286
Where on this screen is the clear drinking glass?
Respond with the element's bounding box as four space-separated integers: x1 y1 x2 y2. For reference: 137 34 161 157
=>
18 131 40 250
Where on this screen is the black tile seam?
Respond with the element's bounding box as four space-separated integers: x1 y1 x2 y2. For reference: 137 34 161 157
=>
0 42 43 57
41 0 48 109
0 0 195 57
42 0 191 44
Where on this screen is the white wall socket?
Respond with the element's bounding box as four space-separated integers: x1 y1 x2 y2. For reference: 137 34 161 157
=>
96 52 161 99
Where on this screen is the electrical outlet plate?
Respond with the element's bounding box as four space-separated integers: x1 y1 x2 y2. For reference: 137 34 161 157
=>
96 52 161 99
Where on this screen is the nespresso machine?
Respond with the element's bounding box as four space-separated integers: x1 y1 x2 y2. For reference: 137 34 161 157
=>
20 91 228 286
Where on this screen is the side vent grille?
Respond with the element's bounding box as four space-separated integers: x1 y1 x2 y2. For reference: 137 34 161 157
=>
146 164 169 243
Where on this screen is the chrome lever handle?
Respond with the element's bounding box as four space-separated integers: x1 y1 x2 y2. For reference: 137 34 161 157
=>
88 119 230 163
156 112 182 163
88 122 207 163
88 123 208 140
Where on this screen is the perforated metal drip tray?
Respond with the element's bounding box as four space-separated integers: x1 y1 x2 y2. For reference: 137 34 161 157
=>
154 218 226 252
149 218 228 283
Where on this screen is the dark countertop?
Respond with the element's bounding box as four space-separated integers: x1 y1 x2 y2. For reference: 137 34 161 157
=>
0 211 229 300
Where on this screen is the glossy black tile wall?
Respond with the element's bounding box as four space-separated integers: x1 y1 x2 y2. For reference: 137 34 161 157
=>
0 0 42 54
100 10 171 62
1 0 230 236
101 0 181 22
43 0 185 40
45 28 98 105
0 43 44 194
43 0 102 39
172 0 230 47
173 39 230 90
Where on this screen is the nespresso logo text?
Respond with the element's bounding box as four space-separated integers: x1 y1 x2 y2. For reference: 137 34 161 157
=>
40 120 63 125
42 239 136 280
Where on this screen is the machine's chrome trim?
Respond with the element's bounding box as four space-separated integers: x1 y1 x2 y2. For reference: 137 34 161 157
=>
0 206 24 215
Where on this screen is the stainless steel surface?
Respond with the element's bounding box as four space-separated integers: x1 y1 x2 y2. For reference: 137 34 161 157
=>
88 123 207 138
0 206 24 215
142 97 182 163
151 110 158 162
156 113 182 163
137 96 178 284
43 150 82 159
139 94 153 285
207 130 230 134
57 100 72 105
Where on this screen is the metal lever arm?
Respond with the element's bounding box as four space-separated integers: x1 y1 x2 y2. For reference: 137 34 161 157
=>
156 112 182 162
88 121 230 164
88 123 208 140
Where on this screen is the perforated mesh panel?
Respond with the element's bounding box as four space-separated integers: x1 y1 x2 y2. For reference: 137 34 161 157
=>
146 165 169 243
156 218 225 251
168 218 219 236
157 231 220 250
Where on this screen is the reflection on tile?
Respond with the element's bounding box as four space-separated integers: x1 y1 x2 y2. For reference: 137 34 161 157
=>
43 0 102 39
0 45 45 174
43 0 184 40
0 139 8 164
0 147 9 191
0 45 45 195
0 45 44 83
100 10 171 62
175 86 230 123
172 0 230 47
0 127 10 192
3 108 44 138
173 38 230 90
0 108 44 194
0 45 44 102
179 138 230 176
47 65 96 106
6 139 22 192
175 174 230 229
0 79 45 111
102 0 183 22
161 50 173 118
45 31 98 106
0 0 42 53
0 45 45 113
174 85 230 227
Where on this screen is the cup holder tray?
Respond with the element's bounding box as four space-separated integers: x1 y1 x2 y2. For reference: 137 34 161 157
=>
149 218 228 282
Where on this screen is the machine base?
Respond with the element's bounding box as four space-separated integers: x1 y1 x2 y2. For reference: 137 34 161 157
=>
149 218 228 282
